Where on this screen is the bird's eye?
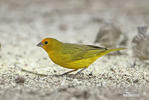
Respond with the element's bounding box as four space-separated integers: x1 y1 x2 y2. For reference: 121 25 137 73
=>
45 41 48 44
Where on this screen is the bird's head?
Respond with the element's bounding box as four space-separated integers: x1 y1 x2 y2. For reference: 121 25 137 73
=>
37 38 61 52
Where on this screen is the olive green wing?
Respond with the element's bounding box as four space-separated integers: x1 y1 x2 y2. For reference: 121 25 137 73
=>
61 43 107 61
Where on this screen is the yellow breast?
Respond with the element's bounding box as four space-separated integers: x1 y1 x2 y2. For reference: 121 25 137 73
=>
49 52 100 69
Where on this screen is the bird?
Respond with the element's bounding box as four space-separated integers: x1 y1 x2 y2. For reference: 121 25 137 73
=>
37 37 125 75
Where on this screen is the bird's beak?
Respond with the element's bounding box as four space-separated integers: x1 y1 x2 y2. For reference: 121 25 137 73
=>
37 42 43 47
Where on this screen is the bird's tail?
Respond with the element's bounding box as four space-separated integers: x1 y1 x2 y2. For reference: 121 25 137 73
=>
97 48 126 57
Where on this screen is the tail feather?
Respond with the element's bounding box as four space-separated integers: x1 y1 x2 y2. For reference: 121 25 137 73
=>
97 48 126 57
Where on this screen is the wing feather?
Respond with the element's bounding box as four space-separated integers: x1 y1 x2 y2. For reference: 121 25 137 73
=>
61 43 107 61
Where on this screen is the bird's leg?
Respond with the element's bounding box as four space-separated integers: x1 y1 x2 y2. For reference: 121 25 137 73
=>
59 68 86 76
75 68 86 75
61 69 78 76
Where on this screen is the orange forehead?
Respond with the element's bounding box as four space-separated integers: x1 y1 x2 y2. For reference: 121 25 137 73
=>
41 38 51 43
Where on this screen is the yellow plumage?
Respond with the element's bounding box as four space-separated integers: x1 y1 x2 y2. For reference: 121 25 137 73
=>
37 38 126 75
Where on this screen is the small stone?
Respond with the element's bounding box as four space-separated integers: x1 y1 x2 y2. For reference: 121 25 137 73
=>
15 76 25 84
133 79 139 83
94 23 128 48
132 26 149 61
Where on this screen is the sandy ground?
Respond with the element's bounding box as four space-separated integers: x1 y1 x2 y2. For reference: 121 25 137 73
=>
0 0 149 100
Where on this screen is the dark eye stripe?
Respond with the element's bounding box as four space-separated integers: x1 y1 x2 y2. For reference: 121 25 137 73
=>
45 41 48 44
